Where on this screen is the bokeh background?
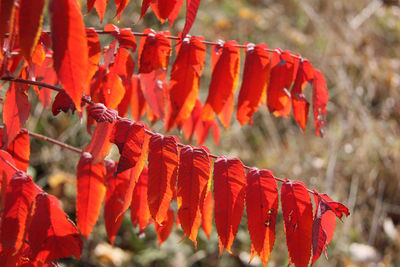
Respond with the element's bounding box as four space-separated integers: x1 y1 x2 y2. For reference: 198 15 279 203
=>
26 0 400 266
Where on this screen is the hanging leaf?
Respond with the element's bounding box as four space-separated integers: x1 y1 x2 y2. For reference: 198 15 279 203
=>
28 192 83 263
110 119 149 174
246 168 278 265
177 145 211 244
114 0 130 19
213 156 246 255
155 209 175 244
93 0 108 22
291 59 314 131
0 171 40 256
52 90 76 116
84 121 115 164
129 75 146 121
201 188 213 239
50 0 89 112
150 0 184 26
202 41 240 129
181 0 202 38
86 28 101 83
237 43 271 126
147 134 179 224
267 50 297 118
2 82 31 148
312 69 329 137
131 166 151 233
138 29 171 74
167 35 206 130
0 129 30 172
101 72 126 109
18 0 45 60
103 160 128 244
281 180 313 267
76 152 107 238
0 150 17 209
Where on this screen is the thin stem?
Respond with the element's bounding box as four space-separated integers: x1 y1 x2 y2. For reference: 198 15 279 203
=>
0 77 317 195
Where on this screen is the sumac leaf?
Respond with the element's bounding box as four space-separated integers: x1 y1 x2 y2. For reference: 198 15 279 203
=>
312 70 329 137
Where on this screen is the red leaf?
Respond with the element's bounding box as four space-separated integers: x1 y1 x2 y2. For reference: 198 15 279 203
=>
312 70 329 137
18 0 45 60
0 171 40 255
213 156 246 255
138 29 172 74
129 75 146 121
0 129 30 172
267 50 297 118
0 150 17 209
76 152 106 238
246 168 278 265
103 160 128 244
86 28 101 82
0 0 15 47
110 119 149 174
167 36 206 130
291 60 314 131
52 91 76 116
87 103 118 123
147 134 179 224
177 146 211 244
114 0 130 19
2 82 31 148
28 192 83 263
182 0 202 38
84 121 115 164
150 0 184 26
131 166 151 233
237 43 271 126
138 0 151 24
139 70 169 121
50 0 89 112
202 41 240 129
155 209 175 244
201 188 213 239
281 180 313 266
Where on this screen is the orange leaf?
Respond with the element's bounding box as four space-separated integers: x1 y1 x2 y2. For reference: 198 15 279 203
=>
150 0 184 26
50 0 89 112
213 156 246 255
0 129 30 172
281 180 313 266
202 41 240 123
177 146 211 244
0 150 17 210
131 166 151 233
246 168 278 265
2 82 31 148
114 0 130 19
94 0 108 22
291 60 314 131
155 209 175 244
28 192 83 263
84 121 115 164
312 70 329 137
76 152 106 238
147 134 179 224
101 72 125 109
110 47 135 80
237 43 271 126
18 0 45 61
129 75 146 121
167 36 206 130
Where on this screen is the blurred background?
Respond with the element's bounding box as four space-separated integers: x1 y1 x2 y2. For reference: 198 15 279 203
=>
27 0 400 266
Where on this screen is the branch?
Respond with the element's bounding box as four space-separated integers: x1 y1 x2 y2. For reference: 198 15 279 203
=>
1 77 305 192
